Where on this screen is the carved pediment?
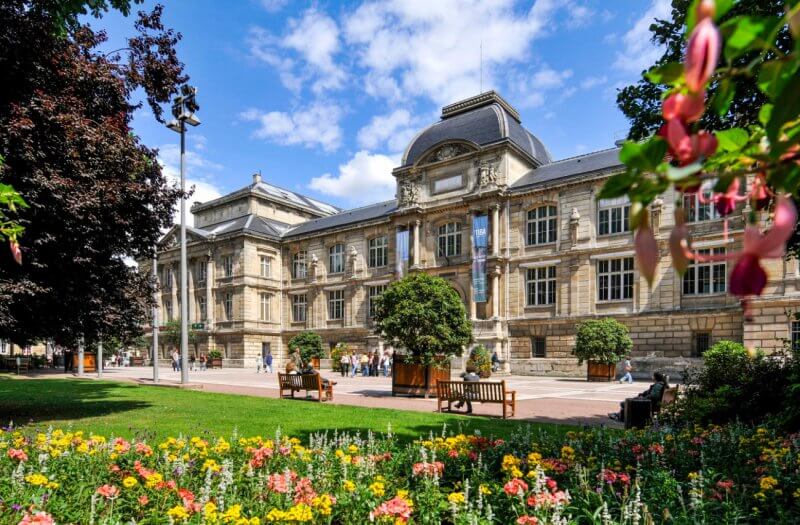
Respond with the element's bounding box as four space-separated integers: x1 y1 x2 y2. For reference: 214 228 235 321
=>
420 143 475 165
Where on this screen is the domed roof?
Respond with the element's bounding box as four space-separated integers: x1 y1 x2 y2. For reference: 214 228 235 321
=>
401 91 551 167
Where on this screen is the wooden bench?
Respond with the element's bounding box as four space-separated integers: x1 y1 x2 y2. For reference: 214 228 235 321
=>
278 373 334 402
436 380 516 419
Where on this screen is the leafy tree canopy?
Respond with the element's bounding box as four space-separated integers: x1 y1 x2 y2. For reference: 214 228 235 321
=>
373 273 472 365
288 331 325 364
573 318 633 365
0 1 186 347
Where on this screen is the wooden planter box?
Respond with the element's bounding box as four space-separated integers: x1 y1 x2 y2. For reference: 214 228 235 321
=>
209 358 223 369
130 357 144 367
311 357 321 370
587 361 616 382
72 352 97 373
392 358 451 398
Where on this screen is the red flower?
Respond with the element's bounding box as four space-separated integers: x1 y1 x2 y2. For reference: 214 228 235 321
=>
660 120 717 165
662 91 705 123
9 240 22 265
504 478 529 497
517 517 539 525
96 484 120 499
685 17 721 92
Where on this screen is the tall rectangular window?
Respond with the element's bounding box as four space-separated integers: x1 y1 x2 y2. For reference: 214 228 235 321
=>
292 294 307 323
683 184 719 222
163 269 172 291
531 336 546 358
683 248 727 295
328 289 344 320
368 285 387 318
292 251 307 279
368 236 388 268
597 257 634 301
437 222 462 257
329 244 345 274
198 295 207 321
260 256 271 278
792 321 800 351
197 262 207 284
526 206 557 245
695 332 711 356
222 255 234 278
165 302 173 321
597 198 631 236
525 266 556 306
260 292 271 321
224 292 233 320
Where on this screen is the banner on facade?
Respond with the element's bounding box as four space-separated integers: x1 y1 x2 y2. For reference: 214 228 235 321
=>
472 215 488 303
396 229 409 277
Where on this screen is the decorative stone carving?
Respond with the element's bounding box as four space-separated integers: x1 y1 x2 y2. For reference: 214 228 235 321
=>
478 160 499 187
650 197 663 230
398 178 419 207
348 245 359 277
310 253 319 282
569 207 580 247
423 143 471 164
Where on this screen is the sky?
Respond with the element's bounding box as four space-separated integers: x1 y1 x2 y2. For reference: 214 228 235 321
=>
93 0 672 218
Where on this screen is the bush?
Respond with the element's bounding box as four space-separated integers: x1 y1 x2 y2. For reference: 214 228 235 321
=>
288 331 325 365
330 342 348 372
466 344 492 378
207 349 222 360
572 318 632 365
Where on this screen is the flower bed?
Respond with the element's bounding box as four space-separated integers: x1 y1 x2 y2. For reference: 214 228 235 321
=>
1 423 799 523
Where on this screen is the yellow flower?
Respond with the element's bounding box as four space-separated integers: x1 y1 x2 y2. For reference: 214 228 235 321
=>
560 445 575 461
759 476 779 492
167 505 190 521
145 472 163 488
479 484 492 495
122 476 138 488
348 444 359 453
369 481 385 497
204 502 219 521
202 459 221 472
25 473 49 486
448 492 466 505
343 480 356 492
222 504 242 522
312 494 334 516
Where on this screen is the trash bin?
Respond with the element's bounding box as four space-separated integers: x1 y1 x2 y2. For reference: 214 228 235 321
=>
624 398 652 429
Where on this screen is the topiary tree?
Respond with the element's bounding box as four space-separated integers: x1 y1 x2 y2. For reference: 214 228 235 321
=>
330 342 348 372
573 318 633 365
373 273 472 365
288 331 325 365
466 344 492 378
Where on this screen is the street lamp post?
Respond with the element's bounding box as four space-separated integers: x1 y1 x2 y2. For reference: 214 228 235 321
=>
167 85 200 385
152 248 159 384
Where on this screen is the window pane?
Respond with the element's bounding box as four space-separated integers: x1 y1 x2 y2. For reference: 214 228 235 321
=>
598 210 608 235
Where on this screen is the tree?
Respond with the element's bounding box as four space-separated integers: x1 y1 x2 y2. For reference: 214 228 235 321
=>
288 331 325 365
373 273 472 365
572 319 632 365
0 1 186 347
616 0 790 140
161 319 198 350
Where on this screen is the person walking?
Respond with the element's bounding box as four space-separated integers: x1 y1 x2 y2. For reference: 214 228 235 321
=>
340 352 350 377
371 352 380 377
198 353 206 371
189 354 196 371
619 357 634 384
382 351 392 377
171 350 180 372
264 350 273 374
491 350 500 372
360 352 369 377
291 349 304 372
350 353 358 377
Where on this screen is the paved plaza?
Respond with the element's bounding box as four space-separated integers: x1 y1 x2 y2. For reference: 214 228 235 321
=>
38 366 650 426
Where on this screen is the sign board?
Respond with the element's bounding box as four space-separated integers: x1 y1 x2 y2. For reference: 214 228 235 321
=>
190 323 204 330
472 215 488 303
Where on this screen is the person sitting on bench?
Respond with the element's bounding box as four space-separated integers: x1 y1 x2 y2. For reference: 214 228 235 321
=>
454 364 481 413
300 363 334 395
609 372 668 422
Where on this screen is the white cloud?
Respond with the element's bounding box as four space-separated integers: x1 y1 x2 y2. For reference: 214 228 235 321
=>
564 2 594 29
240 102 343 152
613 0 671 74
259 0 287 12
343 0 560 106
309 151 397 205
247 9 345 94
580 75 608 90
509 65 573 108
357 109 418 152
157 144 224 227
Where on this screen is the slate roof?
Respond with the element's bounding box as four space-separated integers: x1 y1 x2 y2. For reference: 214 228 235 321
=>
192 178 341 217
509 147 623 191
283 200 397 238
401 92 551 167
200 214 291 239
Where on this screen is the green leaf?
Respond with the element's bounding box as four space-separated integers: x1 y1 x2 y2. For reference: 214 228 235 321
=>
719 16 781 61
767 74 800 142
598 171 636 200
687 0 734 36
645 62 684 85
759 104 773 126
758 59 800 99
666 162 703 181
715 128 749 152
619 138 668 171
711 78 735 116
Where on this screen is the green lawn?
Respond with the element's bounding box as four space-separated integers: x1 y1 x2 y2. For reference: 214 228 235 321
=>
0 377 559 442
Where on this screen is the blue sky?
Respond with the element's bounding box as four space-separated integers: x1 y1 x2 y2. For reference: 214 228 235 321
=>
94 0 671 217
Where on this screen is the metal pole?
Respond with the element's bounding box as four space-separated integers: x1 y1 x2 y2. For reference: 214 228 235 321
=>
152 249 159 384
97 338 103 378
179 121 189 384
78 334 85 377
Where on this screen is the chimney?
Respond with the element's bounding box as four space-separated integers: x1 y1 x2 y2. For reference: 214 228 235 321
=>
253 172 262 184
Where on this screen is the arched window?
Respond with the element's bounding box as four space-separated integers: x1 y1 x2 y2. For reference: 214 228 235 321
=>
437 222 462 257
526 205 557 245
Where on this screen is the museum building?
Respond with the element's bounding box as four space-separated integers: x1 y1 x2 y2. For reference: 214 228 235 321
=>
144 91 800 377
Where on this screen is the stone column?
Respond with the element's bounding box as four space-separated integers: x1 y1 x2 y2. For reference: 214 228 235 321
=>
205 256 214 329
468 212 477 319
413 219 421 267
492 204 500 257
491 265 500 319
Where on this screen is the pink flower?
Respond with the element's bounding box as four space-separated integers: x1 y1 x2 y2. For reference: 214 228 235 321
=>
138 495 149 506
293 477 317 505
685 17 720 92
730 197 797 297
661 120 717 165
371 496 412 523
635 222 659 286
649 443 665 455
7 448 28 462
412 461 444 477
517 516 539 524
504 478 529 497
17 512 55 525
669 217 692 275
9 240 22 265
96 484 120 499
267 471 297 494
712 178 745 217
752 172 772 210
662 91 705 123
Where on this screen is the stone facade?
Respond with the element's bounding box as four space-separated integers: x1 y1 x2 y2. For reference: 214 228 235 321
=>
142 92 800 376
